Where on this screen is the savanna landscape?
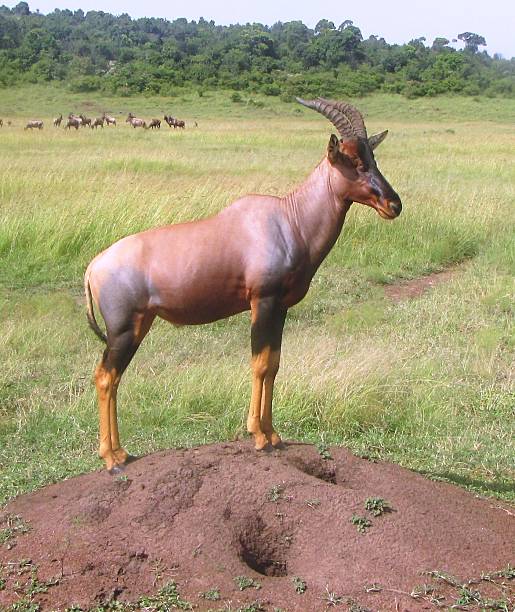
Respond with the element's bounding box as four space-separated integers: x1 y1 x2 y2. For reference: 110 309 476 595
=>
0 82 514 609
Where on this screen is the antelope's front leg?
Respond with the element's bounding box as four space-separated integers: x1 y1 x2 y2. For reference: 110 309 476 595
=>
260 349 282 447
248 298 287 450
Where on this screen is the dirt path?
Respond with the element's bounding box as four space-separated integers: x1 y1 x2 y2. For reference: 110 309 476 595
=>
1 442 513 611
384 269 457 302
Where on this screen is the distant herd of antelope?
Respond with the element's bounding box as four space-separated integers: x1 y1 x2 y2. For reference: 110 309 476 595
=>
0 112 193 131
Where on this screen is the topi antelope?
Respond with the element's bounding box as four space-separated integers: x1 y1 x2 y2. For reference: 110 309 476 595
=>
64 117 80 130
85 97 402 473
91 117 105 129
102 113 116 126
24 120 43 130
68 114 83 126
164 115 185 129
53 114 63 127
126 114 147 129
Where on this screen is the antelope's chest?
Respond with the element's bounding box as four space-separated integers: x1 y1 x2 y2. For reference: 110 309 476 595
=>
279 266 313 308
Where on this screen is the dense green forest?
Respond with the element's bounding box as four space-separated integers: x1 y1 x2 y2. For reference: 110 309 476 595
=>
0 1 513 99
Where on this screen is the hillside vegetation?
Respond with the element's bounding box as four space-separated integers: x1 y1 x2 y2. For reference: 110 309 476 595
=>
0 2 513 99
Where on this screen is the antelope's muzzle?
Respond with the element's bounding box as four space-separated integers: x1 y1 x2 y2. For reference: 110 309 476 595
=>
376 197 402 220
389 198 402 217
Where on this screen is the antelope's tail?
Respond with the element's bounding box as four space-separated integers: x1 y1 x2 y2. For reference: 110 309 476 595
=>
84 266 107 344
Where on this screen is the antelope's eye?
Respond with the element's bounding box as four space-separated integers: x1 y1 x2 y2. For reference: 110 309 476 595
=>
353 157 365 172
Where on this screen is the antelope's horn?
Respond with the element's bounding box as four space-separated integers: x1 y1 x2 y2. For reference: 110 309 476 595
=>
295 96 367 140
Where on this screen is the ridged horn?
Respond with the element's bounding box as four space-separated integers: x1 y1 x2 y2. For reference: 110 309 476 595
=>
368 129 388 150
295 96 367 140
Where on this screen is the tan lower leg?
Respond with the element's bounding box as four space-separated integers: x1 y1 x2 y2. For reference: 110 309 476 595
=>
248 354 267 449
260 350 281 446
109 379 128 464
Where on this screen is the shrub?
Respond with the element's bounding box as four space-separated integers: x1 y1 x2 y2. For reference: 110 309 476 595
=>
68 75 102 92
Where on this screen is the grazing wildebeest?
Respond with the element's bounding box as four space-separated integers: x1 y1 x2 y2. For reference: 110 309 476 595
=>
164 115 175 127
148 118 161 130
126 114 147 129
91 117 105 129
64 117 81 130
84 97 402 473
102 113 117 126
24 120 44 130
53 114 63 127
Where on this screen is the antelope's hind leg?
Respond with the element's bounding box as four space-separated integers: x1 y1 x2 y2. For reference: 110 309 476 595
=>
95 312 154 473
248 298 287 450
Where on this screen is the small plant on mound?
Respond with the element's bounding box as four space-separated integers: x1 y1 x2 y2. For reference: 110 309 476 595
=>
364 497 392 517
0 515 30 548
347 601 371 612
199 586 220 601
233 575 261 591
237 602 266 612
60 582 192 611
7 599 41 611
321 586 343 606
316 443 332 460
350 515 371 533
484 564 515 580
266 484 284 503
136 581 192 610
3 560 59 611
414 567 515 610
291 576 307 594
454 586 483 606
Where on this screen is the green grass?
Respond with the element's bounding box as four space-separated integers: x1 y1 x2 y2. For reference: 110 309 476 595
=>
0 86 514 506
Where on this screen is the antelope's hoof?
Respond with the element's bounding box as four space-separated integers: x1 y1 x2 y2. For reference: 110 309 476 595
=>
253 432 269 451
113 447 129 464
268 431 283 448
107 463 126 476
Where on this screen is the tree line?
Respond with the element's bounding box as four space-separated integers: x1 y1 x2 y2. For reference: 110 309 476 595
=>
0 2 513 99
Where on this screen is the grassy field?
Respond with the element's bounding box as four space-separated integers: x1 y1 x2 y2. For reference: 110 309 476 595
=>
0 87 514 506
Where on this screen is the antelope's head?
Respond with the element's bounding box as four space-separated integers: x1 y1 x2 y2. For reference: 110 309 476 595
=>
296 97 402 220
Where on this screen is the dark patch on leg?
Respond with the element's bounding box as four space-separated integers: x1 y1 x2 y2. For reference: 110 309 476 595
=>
250 298 287 356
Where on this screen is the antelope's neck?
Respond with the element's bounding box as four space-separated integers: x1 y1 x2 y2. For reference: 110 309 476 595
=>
284 159 352 270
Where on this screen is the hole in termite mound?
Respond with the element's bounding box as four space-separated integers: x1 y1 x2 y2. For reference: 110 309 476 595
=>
288 456 337 484
238 517 289 577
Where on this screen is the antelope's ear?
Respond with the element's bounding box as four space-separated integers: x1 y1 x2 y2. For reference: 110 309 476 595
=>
327 134 341 163
368 130 388 150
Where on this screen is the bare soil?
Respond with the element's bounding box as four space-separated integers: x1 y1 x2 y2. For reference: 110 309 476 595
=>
1 442 513 611
384 270 457 302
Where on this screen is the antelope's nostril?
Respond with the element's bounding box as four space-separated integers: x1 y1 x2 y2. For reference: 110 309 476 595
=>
390 200 402 216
